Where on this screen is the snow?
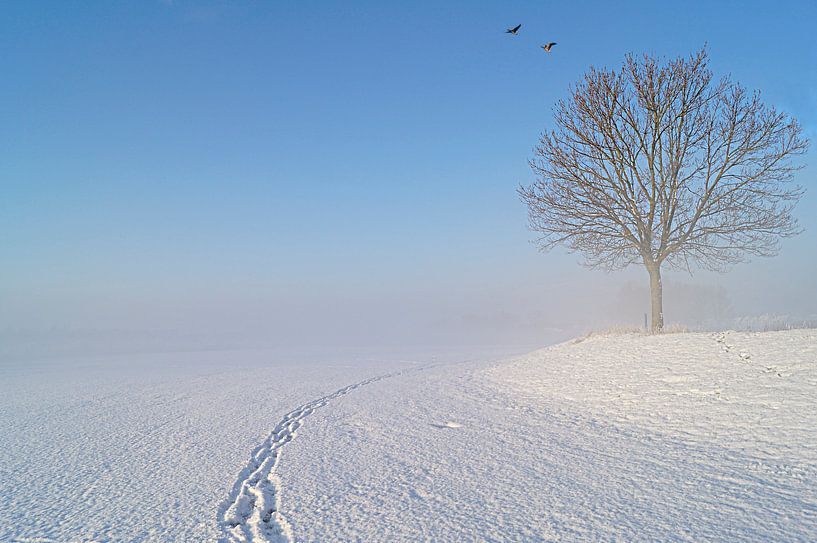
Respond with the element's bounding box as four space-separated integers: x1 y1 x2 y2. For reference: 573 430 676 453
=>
0 350 415 542
489 330 817 464
2 331 815 541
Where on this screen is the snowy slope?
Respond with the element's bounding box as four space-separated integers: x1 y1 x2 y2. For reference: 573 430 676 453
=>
2 331 815 542
488 330 817 465
279 330 817 542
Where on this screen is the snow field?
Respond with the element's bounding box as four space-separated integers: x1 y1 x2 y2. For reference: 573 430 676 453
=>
2 331 814 541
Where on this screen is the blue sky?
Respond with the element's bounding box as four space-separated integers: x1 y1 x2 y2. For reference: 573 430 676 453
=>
1 1 815 353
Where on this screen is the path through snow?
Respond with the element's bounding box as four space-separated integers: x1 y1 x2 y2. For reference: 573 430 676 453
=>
218 372 406 543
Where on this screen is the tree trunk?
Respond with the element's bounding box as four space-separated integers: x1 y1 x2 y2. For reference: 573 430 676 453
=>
646 263 664 333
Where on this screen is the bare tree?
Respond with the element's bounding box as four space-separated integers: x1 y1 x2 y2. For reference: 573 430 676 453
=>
519 48 808 332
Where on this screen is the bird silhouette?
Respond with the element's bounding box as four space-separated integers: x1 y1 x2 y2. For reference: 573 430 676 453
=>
506 24 522 35
541 42 557 52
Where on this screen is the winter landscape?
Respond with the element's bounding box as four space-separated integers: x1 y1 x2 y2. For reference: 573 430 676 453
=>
3 330 816 541
2 2 816 542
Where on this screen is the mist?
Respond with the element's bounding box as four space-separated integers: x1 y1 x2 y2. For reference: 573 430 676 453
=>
3 218 815 361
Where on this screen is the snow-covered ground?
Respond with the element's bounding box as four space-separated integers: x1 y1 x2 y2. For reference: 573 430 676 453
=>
2 330 815 541
0 350 420 542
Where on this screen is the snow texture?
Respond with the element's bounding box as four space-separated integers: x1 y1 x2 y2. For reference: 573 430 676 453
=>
2 330 815 541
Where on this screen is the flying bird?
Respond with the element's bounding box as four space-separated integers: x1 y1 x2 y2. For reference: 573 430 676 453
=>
506 24 521 35
541 42 557 52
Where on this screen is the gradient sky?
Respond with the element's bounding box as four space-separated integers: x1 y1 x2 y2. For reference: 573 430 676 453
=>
1 1 816 354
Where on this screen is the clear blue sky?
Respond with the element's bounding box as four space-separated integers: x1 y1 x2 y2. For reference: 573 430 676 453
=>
1 1 815 353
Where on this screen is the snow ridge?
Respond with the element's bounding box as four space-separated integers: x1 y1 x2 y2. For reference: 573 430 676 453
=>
217 371 404 543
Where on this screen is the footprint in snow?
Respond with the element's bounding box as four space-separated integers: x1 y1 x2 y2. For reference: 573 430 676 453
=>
431 421 463 429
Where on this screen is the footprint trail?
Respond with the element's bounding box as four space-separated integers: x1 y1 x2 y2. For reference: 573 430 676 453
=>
217 371 408 542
